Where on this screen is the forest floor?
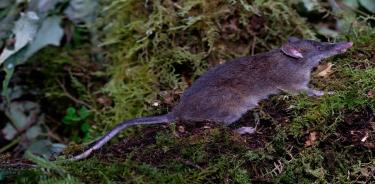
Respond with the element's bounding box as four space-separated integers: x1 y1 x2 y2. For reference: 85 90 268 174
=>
1 1 374 183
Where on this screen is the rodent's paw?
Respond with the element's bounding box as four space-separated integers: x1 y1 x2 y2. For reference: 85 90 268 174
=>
307 89 324 97
234 126 257 135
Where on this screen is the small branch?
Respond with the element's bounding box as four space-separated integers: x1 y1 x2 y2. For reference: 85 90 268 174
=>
0 137 20 154
56 79 93 109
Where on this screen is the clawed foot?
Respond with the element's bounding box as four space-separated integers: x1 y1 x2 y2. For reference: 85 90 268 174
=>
307 89 324 96
235 126 257 135
307 89 334 97
234 112 260 135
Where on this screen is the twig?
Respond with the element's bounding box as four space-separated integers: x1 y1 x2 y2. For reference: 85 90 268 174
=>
0 137 20 154
40 126 65 143
56 79 93 109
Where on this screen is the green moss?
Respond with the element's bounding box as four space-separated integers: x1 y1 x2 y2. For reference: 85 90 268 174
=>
98 0 316 129
7 0 375 183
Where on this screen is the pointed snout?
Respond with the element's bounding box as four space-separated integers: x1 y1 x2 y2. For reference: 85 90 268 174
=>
334 41 353 53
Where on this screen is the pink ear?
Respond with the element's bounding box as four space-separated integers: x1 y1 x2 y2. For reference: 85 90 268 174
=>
281 43 303 58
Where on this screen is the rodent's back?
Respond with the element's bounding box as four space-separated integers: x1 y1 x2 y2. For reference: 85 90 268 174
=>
171 50 285 124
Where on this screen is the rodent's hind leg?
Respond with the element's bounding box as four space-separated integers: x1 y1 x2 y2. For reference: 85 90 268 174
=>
278 85 331 97
234 126 256 134
306 88 325 97
233 111 260 135
277 84 309 95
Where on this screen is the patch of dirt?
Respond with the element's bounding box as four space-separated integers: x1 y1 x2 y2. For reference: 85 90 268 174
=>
99 126 166 161
321 107 374 151
339 108 374 149
96 98 292 165
96 121 259 167
0 153 34 183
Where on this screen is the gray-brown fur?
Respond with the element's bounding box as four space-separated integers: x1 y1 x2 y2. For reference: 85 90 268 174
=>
70 37 352 160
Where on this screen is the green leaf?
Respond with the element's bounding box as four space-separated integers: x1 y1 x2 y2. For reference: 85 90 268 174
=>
50 143 66 155
0 8 18 39
2 101 43 140
26 140 66 160
79 106 90 119
64 0 99 24
0 12 39 65
6 101 40 128
66 107 76 115
359 0 375 13
342 0 359 9
1 66 14 104
25 151 65 175
2 123 17 140
63 115 81 124
28 0 63 13
24 16 63 60
301 0 320 12
25 125 42 140
0 170 5 181
0 0 11 9
80 122 90 133
63 107 86 124
316 27 339 38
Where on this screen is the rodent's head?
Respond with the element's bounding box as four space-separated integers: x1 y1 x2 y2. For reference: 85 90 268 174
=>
281 37 353 66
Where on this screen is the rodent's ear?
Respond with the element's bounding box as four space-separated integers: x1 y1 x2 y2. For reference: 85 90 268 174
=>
288 37 300 43
281 43 304 58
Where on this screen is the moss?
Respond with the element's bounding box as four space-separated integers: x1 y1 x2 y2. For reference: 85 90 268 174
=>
59 1 374 182
98 0 316 130
6 0 375 183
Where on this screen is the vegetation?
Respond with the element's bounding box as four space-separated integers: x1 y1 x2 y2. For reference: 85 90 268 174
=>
0 0 374 183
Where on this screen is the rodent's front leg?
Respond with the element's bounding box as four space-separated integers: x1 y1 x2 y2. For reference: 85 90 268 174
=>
235 126 256 134
306 88 325 96
278 85 331 97
299 86 335 96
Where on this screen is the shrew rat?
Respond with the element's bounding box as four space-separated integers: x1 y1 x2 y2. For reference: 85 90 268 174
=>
71 37 353 160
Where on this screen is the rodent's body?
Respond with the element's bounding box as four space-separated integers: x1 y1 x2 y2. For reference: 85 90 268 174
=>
172 49 313 124
172 51 286 124
70 38 353 160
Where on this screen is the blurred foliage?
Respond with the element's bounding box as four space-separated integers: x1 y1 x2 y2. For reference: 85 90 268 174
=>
0 0 98 159
63 106 92 143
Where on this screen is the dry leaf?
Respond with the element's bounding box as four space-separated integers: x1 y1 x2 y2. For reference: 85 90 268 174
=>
363 142 375 149
316 63 333 78
163 94 175 105
367 89 375 99
203 125 211 129
361 132 369 142
305 131 319 147
360 168 370 177
97 96 112 106
151 100 160 107
178 125 185 133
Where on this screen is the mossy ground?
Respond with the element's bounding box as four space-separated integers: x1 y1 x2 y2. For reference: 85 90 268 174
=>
1 0 374 183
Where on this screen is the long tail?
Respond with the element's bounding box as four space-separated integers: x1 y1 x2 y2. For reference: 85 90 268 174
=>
71 114 173 161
